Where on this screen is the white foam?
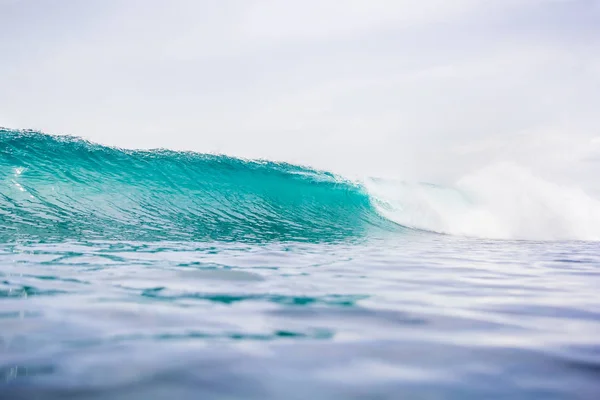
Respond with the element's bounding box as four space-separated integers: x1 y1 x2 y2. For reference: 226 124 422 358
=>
364 162 600 241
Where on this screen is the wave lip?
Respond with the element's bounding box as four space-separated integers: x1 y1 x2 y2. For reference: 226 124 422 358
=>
0 129 400 243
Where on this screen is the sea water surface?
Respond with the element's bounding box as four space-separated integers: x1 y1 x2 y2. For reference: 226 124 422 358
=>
1 130 599 399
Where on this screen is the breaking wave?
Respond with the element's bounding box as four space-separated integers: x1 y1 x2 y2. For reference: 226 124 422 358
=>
2 129 600 242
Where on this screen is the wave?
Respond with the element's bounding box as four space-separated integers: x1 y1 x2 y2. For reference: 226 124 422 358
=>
0 129 401 243
3 129 600 242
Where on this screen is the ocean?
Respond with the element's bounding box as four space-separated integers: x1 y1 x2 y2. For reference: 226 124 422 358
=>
1 129 599 399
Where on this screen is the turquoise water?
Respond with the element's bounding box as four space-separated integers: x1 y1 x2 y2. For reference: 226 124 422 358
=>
1 130 402 243
1 130 600 399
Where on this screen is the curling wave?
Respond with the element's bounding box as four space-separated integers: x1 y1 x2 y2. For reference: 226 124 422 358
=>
3 129 600 242
0 129 401 242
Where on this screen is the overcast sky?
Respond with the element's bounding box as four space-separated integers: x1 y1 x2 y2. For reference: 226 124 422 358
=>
1 0 599 191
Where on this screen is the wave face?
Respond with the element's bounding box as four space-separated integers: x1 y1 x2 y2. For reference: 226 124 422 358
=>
1 130 400 243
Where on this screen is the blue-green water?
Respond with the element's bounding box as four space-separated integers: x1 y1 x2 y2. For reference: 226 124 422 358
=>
1 130 599 399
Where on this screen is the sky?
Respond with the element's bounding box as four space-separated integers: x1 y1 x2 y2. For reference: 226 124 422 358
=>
1 0 600 193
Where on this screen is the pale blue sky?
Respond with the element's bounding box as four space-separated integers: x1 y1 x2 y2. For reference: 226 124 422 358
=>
1 0 599 191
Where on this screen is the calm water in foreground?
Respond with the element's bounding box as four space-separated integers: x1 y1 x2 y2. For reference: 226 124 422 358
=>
1 236 599 400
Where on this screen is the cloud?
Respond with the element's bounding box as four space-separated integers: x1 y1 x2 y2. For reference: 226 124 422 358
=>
240 0 478 39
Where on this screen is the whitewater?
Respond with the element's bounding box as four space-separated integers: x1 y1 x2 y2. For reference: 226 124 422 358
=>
1 129 600 399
